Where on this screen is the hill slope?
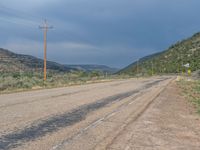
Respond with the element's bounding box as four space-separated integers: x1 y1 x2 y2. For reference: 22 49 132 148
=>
0 48 117 74
66 65 118 74
119 32 200 75
0 48 76 73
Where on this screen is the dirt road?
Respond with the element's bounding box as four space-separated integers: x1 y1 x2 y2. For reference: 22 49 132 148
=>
0 76 199 150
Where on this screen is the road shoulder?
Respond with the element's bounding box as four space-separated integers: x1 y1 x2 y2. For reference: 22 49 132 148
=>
108 81 200 150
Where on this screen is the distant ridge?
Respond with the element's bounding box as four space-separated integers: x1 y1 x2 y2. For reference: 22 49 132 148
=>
0 48 76 73
118 32 200 75
0 48 118 74
66 64 119 74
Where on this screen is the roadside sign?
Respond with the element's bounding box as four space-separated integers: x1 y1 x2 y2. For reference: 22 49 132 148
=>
183 63 190 68
188 69 191 76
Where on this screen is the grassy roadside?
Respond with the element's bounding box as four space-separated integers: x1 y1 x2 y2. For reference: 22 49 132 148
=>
177 78 200 114
0 72 132 94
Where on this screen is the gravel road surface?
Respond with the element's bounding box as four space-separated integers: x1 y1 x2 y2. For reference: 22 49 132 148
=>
1 76 199 150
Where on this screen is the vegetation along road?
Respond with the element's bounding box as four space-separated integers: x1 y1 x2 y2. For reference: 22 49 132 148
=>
0 76 200 150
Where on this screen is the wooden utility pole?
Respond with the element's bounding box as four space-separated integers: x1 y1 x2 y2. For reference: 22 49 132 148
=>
137 59 139 78
151 61 154 76
39 20 53 81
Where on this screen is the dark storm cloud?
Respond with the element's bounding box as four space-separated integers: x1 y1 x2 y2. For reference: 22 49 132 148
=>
0 0 200 67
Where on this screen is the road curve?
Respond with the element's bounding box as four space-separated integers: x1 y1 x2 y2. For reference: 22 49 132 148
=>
0 76 173 150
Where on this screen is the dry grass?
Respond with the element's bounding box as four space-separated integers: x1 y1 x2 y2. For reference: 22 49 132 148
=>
177 79 200 114
0 72 130 94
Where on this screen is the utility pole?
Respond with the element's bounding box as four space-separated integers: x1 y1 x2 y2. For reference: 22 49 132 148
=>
178 53 182 75
179 52 184 75
39 20 53 81
137 59 139 78
151 61 154 76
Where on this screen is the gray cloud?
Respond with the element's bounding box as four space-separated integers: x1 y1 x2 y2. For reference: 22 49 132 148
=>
0 0 200 67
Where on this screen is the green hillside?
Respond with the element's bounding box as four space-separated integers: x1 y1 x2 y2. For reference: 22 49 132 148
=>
66 65 118 74
0 49 119 92
0 48 76 73
0 48 117 74
119 32 200 75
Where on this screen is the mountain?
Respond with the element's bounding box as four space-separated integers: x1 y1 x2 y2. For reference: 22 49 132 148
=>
0 48 117 74
66 65 119 74
0 48 77 73
118 32 200 75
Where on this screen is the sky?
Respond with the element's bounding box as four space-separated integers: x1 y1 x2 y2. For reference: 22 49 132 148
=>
0 0 200 68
